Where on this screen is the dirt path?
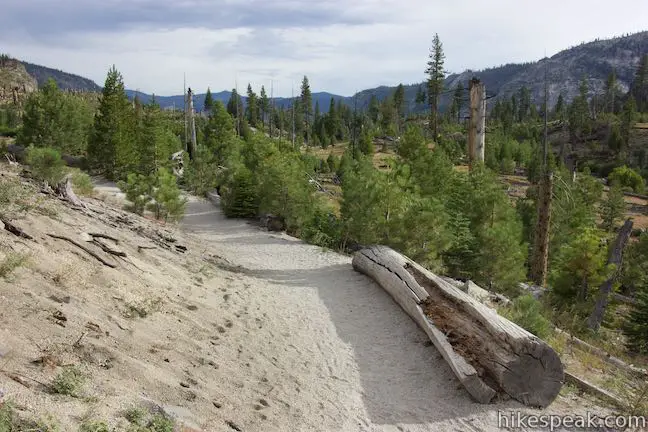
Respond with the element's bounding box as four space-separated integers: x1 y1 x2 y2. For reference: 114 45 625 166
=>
86 183 609 432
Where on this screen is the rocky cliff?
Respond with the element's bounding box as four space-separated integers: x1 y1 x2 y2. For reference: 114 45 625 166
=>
0 56 38 106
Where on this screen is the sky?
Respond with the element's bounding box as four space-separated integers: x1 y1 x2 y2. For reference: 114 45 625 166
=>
2 0 648 97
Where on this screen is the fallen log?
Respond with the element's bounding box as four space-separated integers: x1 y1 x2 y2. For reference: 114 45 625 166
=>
47 234 117 268
352 245 564 407
564 371 627 409
0 218 33 240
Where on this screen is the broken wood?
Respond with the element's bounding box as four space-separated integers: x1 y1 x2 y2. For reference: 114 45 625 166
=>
352 245 563 407
88 233 120 244
564 371 627 409
0 218 33 240
588 218 634 331
92 237 127 257
47 233 117 268
55 176 86 208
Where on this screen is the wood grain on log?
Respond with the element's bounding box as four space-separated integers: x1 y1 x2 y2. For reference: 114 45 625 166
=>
352 245 564 408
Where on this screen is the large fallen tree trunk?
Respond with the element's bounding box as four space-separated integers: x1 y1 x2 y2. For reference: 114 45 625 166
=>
352 245 564 407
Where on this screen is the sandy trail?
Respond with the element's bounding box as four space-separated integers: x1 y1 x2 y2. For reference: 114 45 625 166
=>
86 182 606 432
180 194 576 432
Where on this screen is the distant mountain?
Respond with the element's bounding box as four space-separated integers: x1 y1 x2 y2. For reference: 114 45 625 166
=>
11 30 648 114
21 61 101 92
125 89 349 112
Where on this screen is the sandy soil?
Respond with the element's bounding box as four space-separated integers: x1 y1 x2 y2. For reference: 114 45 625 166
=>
0 170 618 432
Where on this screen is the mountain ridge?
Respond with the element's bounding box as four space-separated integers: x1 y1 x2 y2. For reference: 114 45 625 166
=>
7 30 648 112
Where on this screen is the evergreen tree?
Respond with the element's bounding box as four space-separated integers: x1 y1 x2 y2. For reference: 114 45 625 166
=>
300 76 313 143
554 93 566 122
425 34 445 138
259 85 270 130
227 89 244 135
137 100 180 176
326 97 340 142
246 84 259 127
87 65 136 180
204 87 214 112
368 95 380 124
601 181 626 232
393 84 405 131
630 54 648 112
449 82 464 124
18 78 93 155
415 85 426 110
604 70 619 114
379 97 397 137
621 96 637 152
517 86 531 122
624 285 648 354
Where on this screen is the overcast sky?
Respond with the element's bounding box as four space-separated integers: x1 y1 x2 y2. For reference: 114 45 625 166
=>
2 0 647 97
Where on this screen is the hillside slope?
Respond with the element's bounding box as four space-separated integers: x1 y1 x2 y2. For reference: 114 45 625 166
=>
0 162 616 431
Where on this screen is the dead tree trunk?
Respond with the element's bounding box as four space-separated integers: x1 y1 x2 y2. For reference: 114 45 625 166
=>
468 79 486 167
587 218 634 331
56 176 86 208
530 172 553 287
352 246 563 407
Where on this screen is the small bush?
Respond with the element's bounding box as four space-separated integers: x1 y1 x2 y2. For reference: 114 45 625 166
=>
118 173 152 215
80 420 111 432
70 170 95 196
123 406 174 432
26 146 66 186
147 168 187 222
50 365 85 397
608 165 645 194
0 401 15 432
500 294 554 339
0 252 29 279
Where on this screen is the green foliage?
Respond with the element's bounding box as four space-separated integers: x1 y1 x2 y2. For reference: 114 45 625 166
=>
51 365 85 397
136 101 180 176
426 33 445 137
624 285 648 354
183 147 219 196
17 79 93 155
608 165 645 193
622 233 648 295
549 227 613 305
147 168 187 222
123 406 174 432
118 173 152 215
501 294 554 339
26 146 66 185
0 401 13 432
80 420 111 432
220 165 258 218
600 182 626 232
70 170 95 196
87 66 136 180
0 252 29 279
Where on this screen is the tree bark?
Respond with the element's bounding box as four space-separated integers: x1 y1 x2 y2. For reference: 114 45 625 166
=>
352 245 564 408
56 176 86 208
587 218 634 331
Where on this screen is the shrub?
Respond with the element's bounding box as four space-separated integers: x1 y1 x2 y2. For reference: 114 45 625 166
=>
500 294 554 339
70 170 95 196
221 166 258 218
26 146 66 186
118 173 153 215
147 168 187 222
608 165 645 194
80 420 111 432
0 252 29 279
50 365 85 397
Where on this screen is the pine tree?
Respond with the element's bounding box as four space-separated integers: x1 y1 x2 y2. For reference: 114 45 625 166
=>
227 89 244 135
393 84 405 132
246 84 259 128
621 96 637 151
554 93 566 122
450 82 463 124
300 76 313 144
425 34 445 138
630 54 648 112
624 286 648 354
87 65 136 180
137 100 180 176
601 181 626 232
604 70 618 114
259 85 269 130
18 78 93 155
368 95 380 124
326 97 339 142
415 85 426 110
204 87 214 113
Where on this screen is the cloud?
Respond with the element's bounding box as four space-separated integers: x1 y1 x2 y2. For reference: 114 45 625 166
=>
3 0 648 96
